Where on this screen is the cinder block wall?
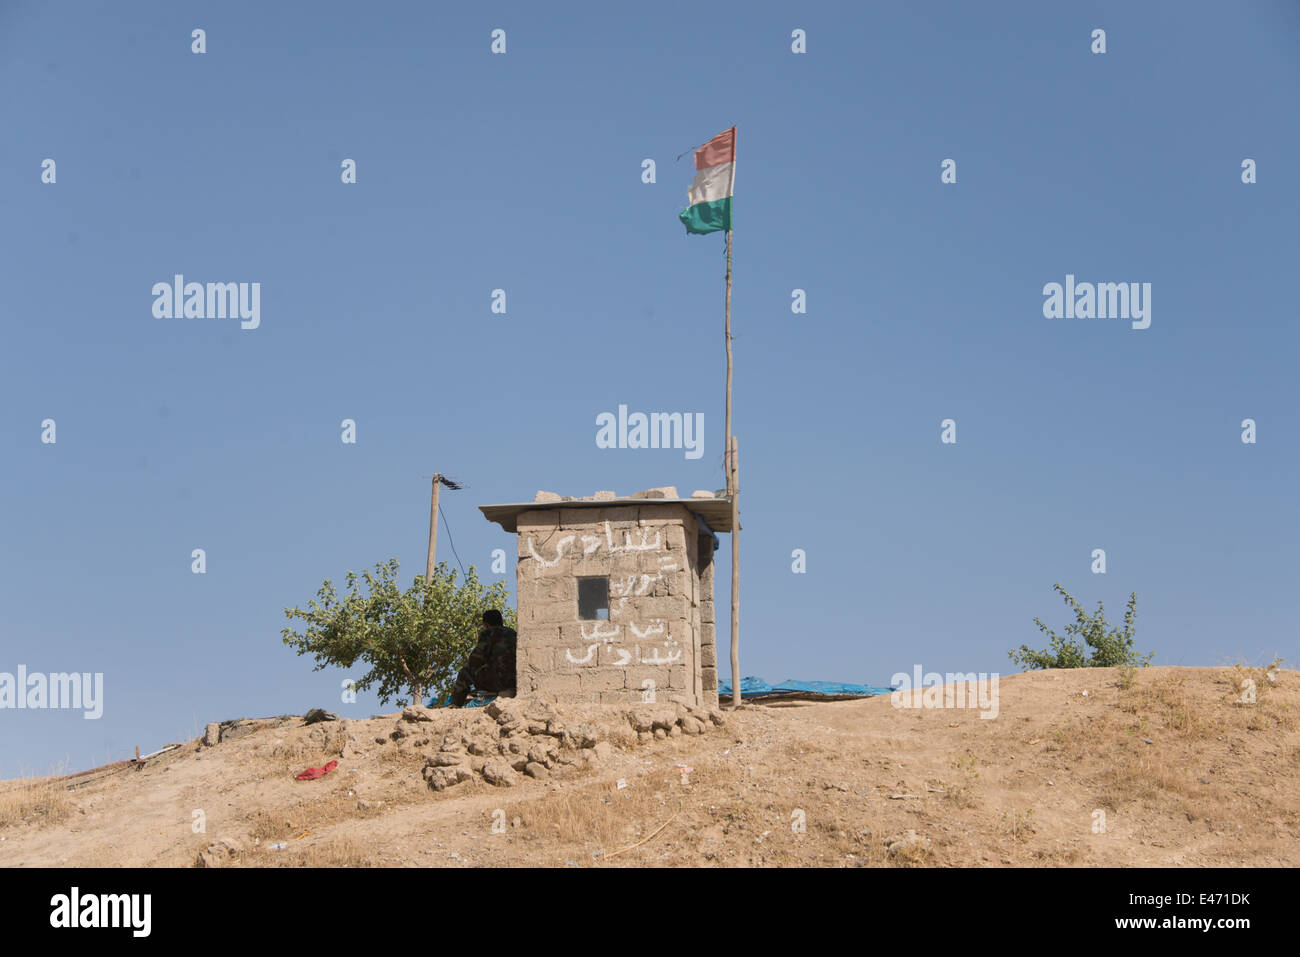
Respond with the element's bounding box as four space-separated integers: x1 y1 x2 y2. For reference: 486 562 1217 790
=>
514 504 715 706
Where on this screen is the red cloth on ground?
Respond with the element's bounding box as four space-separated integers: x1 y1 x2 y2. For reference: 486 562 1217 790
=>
295 759 338 781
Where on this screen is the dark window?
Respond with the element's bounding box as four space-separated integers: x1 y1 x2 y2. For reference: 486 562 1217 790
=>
577 577 610 620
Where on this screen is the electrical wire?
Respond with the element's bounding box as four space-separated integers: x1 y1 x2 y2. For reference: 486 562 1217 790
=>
438 503 467 578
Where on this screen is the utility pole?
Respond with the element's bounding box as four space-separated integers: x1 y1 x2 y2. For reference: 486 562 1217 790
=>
427 474 442 582
425 474 465 584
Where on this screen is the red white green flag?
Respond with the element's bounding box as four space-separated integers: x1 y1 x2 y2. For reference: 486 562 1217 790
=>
679 126 735 235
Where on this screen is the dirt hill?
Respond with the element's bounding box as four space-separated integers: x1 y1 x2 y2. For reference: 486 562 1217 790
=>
2 665 1297 867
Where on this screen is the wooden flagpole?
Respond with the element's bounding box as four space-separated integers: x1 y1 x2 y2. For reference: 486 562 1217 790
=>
723 126 740 708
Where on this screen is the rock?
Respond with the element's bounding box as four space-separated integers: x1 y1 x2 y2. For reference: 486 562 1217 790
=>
195 838 242 868
652 709 678 731
706 707 726 726
680 716 705 735
486 698 524 729
203 723 221 747
669 724 682 737
440 733 461 749
426 766 472 791
690 490 715 499
302 708 337 725
466 738 496 756
428 752 466 767
631 487 677 499
534 491 562 502
219 720 257 741
527 742 556 767
637 730 652 744
524 702 558 723
482 759 519 787
545 719 567 738
592 741 614 763
401 705 435 723
322 724 348 756
524 762 550 780
653 728 667 740
566 724 601 749
593 490 616 501
628 706 677 733
509 756 529 772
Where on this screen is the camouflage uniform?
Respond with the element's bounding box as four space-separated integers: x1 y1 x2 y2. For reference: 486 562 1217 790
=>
450 625 517 707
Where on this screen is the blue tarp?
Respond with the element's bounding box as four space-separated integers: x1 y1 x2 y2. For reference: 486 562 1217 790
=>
716 676 894 698
432 676 893 708
428 692 496 709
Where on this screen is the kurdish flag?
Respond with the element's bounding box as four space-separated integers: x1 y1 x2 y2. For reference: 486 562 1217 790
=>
679 126 736 235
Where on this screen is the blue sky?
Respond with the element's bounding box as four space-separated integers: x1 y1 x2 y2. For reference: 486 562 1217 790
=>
2 1 1297 773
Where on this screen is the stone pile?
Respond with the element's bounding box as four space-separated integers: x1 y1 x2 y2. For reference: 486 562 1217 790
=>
378 698 726 791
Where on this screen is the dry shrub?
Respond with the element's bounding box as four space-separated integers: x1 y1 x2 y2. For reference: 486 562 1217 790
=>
889 843 933 867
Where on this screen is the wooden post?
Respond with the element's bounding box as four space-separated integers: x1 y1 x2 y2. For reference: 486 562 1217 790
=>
729 435 740 708
723 179 740 707
426 474 441 582
723 127 739 707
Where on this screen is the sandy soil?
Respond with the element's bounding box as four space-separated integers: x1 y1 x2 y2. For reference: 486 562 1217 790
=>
2 665 1296 867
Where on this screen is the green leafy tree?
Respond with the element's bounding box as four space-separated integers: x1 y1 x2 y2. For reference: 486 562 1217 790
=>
281 558 517 707
1009 583 1153 670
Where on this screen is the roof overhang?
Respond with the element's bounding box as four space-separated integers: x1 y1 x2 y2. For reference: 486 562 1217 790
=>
479 497 737 534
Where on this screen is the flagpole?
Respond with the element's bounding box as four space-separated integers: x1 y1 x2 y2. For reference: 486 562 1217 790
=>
723 123 740 708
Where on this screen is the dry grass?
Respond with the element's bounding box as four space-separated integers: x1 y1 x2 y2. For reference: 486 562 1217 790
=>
510 771 681 855
888 841 934 867
509 758 898 867
5 671 1296 869
1056 669 1297 822
943 755 980 809
1000 808 1037 842
241 786 384 847
0 765 75 830
291 835 375 867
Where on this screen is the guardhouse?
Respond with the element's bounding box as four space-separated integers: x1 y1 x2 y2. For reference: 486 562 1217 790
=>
479 487 733 707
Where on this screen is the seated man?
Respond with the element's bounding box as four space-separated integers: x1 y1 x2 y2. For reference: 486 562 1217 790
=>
449 609 517 708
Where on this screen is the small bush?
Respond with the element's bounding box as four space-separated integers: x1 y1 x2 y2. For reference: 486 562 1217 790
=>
1009 584 1154 670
